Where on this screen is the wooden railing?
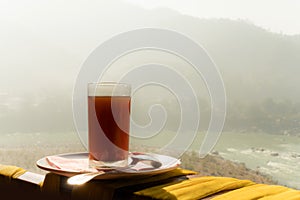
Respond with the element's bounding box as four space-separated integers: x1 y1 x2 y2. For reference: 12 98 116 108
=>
1 169 216 200
1 165 300 200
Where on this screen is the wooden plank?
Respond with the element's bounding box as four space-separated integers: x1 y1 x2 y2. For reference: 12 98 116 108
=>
18 171 45 185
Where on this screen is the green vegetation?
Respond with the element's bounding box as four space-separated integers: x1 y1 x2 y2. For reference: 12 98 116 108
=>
224 98 300 135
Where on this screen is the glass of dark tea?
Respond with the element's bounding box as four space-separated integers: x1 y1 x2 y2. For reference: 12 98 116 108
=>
88 82 131 168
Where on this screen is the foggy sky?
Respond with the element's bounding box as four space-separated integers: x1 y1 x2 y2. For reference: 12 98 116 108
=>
0 1 299 134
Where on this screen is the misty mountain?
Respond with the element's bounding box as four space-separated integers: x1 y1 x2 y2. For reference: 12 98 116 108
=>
0 4 299 134
156 16 300 103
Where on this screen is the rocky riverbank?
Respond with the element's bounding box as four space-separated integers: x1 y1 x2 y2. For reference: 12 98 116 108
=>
0 144 276 185
180 151 276 185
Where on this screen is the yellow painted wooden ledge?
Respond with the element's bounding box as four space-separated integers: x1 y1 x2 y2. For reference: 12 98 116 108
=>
0 164 26 179
1 164 300 200
135 176 300 200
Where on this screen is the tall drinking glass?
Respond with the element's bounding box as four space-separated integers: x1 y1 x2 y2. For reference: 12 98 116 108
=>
88 82 131 168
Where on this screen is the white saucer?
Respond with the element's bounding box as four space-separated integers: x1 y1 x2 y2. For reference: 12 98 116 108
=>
36 152 181 179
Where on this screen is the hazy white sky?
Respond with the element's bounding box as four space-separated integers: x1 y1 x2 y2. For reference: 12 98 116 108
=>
125 0 300 35
0 0 298 91
1 0 299 35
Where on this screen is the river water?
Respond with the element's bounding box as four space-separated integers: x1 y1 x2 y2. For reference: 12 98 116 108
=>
211 132 300 189
131 130 300 189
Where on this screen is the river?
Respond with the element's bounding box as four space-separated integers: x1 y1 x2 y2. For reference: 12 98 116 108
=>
211 132 300 189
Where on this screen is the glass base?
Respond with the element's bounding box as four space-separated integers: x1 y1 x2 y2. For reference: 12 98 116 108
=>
89 159 128 169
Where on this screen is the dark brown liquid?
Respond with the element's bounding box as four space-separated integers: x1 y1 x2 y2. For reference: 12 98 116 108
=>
88 96 130 162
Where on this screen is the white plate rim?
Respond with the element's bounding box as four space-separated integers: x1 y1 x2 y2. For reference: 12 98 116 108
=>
36 152 181 179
